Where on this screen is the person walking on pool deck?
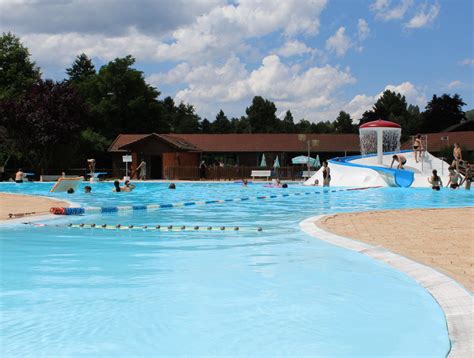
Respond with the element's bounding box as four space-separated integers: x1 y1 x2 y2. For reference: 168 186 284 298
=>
413 134 423 163
391 154 407 169
136 159 147 180
428 169 443 191
322 161 331 187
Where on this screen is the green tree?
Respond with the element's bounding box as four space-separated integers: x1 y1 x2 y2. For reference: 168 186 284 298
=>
295 119 312 133
281 110 295 133
359 90 409 125
211 110 232 133
0 79 87 172
200 118 212 133
231 116 251 133
313 120 335 133
171 103 200 133
334 111 356 133
0 32 41 99
66 53 96 83
421 94 466 132
79 55 169 138
245 96 280 133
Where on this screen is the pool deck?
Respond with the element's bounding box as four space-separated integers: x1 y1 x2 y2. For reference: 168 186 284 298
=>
0 193 70 222
301 208 474 357
316 207 474 291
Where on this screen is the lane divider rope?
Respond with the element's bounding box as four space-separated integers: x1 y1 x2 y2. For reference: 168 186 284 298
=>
26 222 263 232
50 186 382 216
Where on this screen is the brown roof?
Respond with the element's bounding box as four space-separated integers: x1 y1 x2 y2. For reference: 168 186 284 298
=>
109 133 361 153
109 134 148 152
401 131 474 151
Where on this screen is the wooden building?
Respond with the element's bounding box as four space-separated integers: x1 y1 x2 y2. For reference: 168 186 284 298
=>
108 133 361 179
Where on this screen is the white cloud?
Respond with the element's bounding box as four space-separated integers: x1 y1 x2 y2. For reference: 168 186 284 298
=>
460 58 474 66
447 80 462 89
0 0 224 36
405 3 440 28
325 27 352 57
344 81 426 119
153 55 355 121
5 0 329 68
370 0 413 21
21 28 162 66
155 0 328 62
276 40 313 57
357 19 370 40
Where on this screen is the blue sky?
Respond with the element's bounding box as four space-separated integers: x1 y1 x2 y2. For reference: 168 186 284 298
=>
1 0 472 122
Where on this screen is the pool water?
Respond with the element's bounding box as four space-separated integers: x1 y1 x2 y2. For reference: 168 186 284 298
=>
1 182 472 356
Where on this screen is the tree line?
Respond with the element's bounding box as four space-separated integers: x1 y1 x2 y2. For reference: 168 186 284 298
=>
0 32 470 172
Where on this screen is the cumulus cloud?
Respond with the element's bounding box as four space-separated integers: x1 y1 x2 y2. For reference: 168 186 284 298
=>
447 80 463 89
154 0 328 62
6 0 329 67
325 27 352 57
276 40 313 57
405 2 440 28
151 55 355 121
344 81 426 119
357 19 370 41
370 0 413 21
0 0 224 37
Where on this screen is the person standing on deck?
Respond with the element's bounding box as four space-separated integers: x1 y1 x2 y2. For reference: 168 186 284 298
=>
136 159 147 180
452 143 462 171
322 161 331 187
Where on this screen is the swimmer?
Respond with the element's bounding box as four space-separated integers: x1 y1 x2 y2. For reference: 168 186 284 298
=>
122 180 136 192
446 166 461 189
168 183 176 189
390 154 407 169
312 179 319 186
67 188 75 194
113 180 121 192
84 186 92 193
282 183 288 188
427 169 442 191
242 179 248 187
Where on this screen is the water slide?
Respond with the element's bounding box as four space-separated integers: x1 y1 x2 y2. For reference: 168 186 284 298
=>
329 151 414 187
305 150 451 188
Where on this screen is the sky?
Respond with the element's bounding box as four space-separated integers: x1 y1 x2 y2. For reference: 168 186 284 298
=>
1 0 472 123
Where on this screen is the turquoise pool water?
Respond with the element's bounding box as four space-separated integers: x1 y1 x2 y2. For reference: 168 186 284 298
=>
1 182 472 356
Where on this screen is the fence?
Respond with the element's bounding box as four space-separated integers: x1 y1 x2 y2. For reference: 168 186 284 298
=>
163 166 306 180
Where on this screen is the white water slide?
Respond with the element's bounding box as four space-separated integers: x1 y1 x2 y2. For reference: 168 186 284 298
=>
304 150 452 188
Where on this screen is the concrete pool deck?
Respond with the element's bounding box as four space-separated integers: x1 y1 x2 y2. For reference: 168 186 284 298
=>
0 193 70 222
301 208 474 357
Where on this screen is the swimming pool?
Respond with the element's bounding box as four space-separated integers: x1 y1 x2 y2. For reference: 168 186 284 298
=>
1 182 472 356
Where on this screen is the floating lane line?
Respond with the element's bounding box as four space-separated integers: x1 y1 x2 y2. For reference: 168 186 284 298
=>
49 186 382 216
26 222 263 233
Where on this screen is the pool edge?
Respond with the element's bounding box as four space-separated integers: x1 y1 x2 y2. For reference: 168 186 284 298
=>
300 215 474 358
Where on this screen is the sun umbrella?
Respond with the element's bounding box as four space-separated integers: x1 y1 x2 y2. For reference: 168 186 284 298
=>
315 155 321 168
273 155 280 168
291 155 317 166
260 153 267 167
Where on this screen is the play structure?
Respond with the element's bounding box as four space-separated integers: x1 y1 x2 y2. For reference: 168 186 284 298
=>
305 120 451 188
